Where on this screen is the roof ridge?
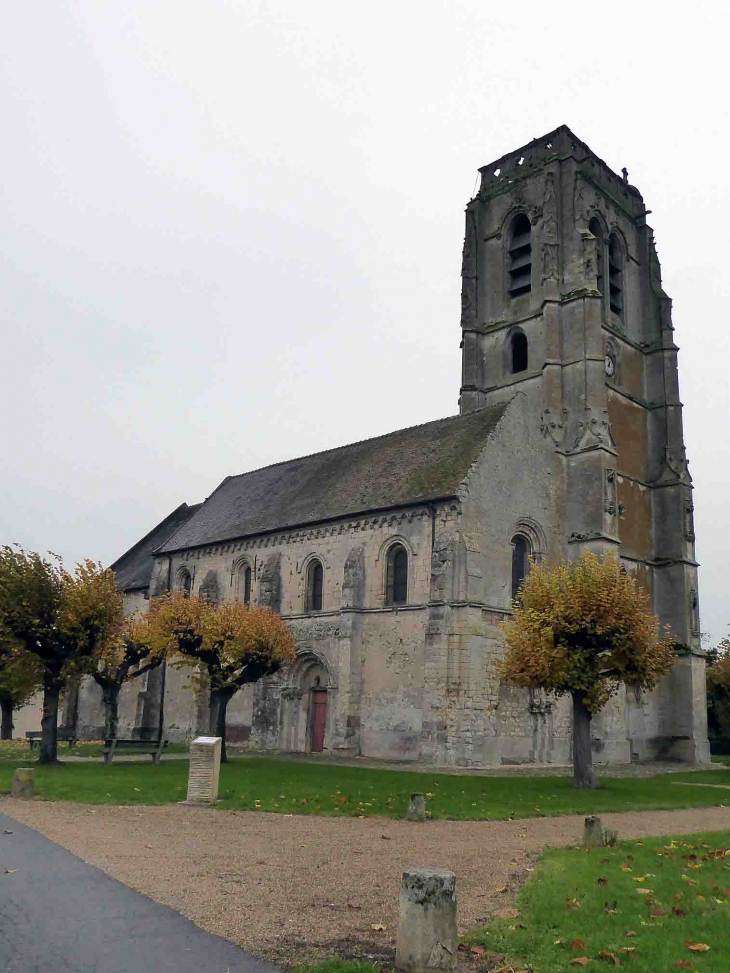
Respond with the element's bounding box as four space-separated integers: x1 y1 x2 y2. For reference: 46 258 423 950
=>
221 408 496 482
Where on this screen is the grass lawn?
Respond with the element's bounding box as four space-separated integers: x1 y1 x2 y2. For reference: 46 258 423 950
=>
1 753 730 820
465 829 730 972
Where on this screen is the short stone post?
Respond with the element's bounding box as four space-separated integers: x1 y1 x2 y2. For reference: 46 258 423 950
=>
407 793 426 822
583 814 604 848
184 736 222 805
396 868 457 973
11 768 35 800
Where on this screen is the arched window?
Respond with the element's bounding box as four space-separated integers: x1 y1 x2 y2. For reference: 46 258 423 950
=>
386 543 408 606
508 213 532 298
511 534 531 601
178 568 192 598
511 332 528 374
608 234 623 317
306 559 324 613
242 565 252 605
589 217 604 299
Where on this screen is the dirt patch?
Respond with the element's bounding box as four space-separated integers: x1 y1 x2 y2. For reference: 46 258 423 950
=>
3 800 729 967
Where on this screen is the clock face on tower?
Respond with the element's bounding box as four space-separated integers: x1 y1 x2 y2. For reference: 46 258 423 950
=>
604 354 615 378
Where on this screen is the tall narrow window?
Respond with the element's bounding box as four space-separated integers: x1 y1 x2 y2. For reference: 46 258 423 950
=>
511 332 528 374
178 568 192 598
243 565 252 605
608 234 623 317
508 213 532 298
589 217 604 300
511 534 531 601
306 559 324 613
386 543 408 606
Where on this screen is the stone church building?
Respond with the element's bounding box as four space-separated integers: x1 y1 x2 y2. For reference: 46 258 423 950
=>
73 126 709 766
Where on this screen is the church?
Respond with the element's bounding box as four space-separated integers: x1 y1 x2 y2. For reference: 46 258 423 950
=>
73 126 710 767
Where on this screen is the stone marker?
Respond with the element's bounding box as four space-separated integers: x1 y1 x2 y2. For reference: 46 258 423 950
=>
396 868 457 973
583 814 604 847
407 793 426 822
184 736 222 804
12 768 35 800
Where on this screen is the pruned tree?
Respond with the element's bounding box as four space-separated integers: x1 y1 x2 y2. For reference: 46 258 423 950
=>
84 614 166 741
0 547 124 763
148 594 297 761
0 636 42 739
706 636 730 742
499 551 677 788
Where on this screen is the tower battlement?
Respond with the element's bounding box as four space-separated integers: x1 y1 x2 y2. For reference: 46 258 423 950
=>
477 125 645 213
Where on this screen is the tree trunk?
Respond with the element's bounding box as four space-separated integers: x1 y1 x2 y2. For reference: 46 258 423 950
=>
0 697 14 740
40 675 61 765
209 689 235 763
102 684 121 741
572 690 597 789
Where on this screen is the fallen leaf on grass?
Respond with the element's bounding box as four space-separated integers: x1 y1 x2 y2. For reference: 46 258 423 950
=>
624 931 637 938
597 877 608 886
493 885 508 894
621 864 633 872
620 947 637 955
468 946 485 956
650 908 667 918
570 959 592 966
598 952 620 966
673 894 683 903
672 962 692 970
570 939 587 951
565 897 582 909
370 924 386 932
636 888 654 895
686 942 710 952
695 894 706 902
672 907 686 917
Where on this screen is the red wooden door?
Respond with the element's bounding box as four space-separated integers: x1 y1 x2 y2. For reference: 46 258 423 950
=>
310 690 327 752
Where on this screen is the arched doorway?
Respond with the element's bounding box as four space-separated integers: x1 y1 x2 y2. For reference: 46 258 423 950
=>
279 652 333 753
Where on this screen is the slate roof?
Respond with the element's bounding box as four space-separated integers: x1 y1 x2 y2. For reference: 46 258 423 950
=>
111 503 202 591
156 402 510 554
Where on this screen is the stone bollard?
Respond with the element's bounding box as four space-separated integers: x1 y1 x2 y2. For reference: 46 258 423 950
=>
395 868 457 973
583 814 604 848
182 736 222 805
11 768 35 800
407 793 426 822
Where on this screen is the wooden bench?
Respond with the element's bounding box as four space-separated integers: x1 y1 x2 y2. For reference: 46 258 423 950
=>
26 730 77 750
101 739 168 765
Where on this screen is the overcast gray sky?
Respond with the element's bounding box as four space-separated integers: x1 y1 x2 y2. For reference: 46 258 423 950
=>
2 1 728 643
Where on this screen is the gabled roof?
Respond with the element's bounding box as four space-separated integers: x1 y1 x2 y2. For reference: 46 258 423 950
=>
156 402 510 554
111 502 202 592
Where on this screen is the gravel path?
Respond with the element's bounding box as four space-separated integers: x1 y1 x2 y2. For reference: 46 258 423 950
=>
3 799 729 967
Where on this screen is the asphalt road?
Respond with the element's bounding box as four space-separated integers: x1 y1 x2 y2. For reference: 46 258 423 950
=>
0 811 279 973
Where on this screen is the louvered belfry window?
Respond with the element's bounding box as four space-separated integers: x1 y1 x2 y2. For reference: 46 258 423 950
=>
306 560 324 613
508 213 532 297
386 544 408 606
608 234 623 317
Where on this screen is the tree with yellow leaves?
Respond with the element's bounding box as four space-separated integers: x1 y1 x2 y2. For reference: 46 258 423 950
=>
83 614 166 741
0 634 42 739
706 635 730 743
0 547 124 763
147 594 296 761
499 552 677 788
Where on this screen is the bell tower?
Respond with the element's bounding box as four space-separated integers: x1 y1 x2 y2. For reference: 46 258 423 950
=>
460 126 708 762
